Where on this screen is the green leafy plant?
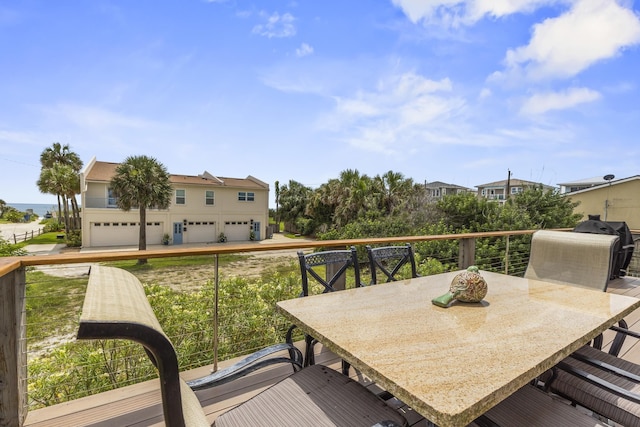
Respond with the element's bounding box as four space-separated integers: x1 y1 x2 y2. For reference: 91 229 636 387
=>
218 232 227 243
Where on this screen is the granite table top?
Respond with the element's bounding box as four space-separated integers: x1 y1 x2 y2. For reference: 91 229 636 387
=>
276 270 640 427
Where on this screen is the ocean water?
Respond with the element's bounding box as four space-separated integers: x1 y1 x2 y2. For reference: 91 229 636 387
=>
7 203 58 217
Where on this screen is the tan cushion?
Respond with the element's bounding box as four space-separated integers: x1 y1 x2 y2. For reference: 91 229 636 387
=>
551 345 640 427
214 365 406 427
524 230 619 291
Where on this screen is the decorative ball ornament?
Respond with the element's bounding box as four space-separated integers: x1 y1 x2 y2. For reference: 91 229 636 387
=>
432 266 488 308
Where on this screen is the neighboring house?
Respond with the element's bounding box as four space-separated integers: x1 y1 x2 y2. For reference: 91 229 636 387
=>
80 157 269 248
424 181 472 199
563 175 640 230
558 176 610 194
476 178 555 204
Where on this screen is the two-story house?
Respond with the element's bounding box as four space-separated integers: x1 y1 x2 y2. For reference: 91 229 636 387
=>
424 181 472 200
476 178 555 204
80 157 269 247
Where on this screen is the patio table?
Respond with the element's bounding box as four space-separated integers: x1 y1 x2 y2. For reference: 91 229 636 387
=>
276 270 640 427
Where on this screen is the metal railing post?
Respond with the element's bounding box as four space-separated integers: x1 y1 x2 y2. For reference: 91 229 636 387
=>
504 236 510 275
213 254 219 372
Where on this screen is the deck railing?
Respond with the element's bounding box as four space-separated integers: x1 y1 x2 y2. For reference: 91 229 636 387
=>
0 229 637 426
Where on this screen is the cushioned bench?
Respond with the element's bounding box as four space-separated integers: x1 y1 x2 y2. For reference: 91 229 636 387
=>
77 265 407 427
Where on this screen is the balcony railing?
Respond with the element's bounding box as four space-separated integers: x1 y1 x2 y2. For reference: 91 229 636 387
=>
1 229 638 426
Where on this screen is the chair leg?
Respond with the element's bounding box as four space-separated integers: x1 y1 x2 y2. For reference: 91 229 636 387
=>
304 334 315 367
342 360 351 376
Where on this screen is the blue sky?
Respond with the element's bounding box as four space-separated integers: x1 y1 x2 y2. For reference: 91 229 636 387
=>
1 0 639 207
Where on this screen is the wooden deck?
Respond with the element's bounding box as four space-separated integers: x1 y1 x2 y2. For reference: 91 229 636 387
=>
24 275 640 427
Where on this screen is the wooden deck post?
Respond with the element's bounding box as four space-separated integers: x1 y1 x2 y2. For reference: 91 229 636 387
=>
0 267 27 427
459 238 476 270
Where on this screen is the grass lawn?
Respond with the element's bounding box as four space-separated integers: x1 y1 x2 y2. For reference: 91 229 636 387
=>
14 232 63 248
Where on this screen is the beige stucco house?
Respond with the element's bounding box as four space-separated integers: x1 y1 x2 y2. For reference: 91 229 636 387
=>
80 157 270 247
564 175 640 230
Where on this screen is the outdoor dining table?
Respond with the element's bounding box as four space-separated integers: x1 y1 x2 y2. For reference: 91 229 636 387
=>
276 270 640 427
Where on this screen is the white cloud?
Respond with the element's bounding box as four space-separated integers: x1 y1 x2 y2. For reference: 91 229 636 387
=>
479 88 492 99
252 12 296 38
322 72 466 153
296 43 314 57
520 87 601 115
504 0 640 80
391 0 556 27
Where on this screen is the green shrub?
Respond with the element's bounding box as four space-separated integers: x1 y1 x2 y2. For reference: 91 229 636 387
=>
65 230 82 247
43 219 64 233
27 271 300 409
0 236 27 256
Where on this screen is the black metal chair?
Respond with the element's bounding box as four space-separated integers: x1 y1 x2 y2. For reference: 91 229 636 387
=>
287 246 361 371
366 243 418 284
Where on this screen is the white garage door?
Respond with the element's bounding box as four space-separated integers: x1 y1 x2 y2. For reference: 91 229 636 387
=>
224 221 250 242
90 222 163 247
187 221 217 243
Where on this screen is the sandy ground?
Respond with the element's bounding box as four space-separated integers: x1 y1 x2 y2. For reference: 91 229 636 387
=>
0 219 45 242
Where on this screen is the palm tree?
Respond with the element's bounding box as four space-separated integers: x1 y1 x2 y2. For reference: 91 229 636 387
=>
0 199 6 218
37 165 75 231
38 143 83 229
110 155 173 264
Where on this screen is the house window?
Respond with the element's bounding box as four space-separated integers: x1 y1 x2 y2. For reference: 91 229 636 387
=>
205 190 214 206
176 189 186 205
107 188 117 207
238 191 255 201
511 187 522 195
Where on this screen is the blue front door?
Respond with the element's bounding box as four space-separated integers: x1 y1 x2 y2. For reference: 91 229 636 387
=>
173 222 183 244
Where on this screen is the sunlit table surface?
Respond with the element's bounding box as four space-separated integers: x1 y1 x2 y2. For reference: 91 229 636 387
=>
276 270 640 427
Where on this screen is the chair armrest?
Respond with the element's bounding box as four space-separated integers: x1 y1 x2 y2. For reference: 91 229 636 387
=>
554 360 640 404
187 343 302 390
570 350 640 382
591 319 631 357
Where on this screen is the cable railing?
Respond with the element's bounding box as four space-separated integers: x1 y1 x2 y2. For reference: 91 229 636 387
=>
2 229 638 425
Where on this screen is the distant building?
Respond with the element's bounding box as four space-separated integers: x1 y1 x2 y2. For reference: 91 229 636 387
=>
80 157 269 247
558 176 610 194
424 181 473 199
475 178 555 204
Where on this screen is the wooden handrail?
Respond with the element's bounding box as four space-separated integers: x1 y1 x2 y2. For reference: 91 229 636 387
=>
2 230 541 277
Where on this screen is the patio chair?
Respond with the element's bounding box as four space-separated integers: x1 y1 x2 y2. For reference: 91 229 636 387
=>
524 229 619 291
366 243 419 284
522 231 640 425
546 325 640 427
287 247 361 371
471 384 611 426
79 266 407 427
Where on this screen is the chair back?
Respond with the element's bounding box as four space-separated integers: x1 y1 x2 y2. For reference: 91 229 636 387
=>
366 243 418 284
297 246 361 295
524 229 619 291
